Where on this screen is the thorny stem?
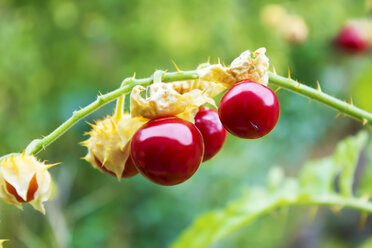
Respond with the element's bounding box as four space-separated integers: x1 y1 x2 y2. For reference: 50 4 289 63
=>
8 68 370 157
268 72 372 124
28 71 198 155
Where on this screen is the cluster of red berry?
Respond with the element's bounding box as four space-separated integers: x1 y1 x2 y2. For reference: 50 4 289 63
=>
126 79 280 186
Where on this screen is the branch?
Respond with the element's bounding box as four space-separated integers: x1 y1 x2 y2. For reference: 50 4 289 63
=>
7 68 370 157
27 71 198 155
268 72 372 124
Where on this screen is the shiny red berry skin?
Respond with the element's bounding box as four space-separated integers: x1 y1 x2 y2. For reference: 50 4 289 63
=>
131 117 204 186
336 26 368 53
195 107 226 161
218 80 280 139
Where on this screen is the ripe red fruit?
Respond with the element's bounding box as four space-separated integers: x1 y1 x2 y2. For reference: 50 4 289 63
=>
94 156 139 178
218 80 280 139
131 117 204 186
336 25 369 53
6 174 38 203
195 107 226 161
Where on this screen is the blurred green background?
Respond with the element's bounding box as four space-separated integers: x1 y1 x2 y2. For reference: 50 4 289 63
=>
0 0 372 247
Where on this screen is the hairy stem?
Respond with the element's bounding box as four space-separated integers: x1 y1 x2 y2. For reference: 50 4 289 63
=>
268 72 372 124
28 71 198 155
18 69 371 156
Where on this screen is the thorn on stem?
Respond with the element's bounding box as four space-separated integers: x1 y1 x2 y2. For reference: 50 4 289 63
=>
207 56 210 64
217 57 221 64
133 72 136 79
316 80 322 92
348 96 353 105
274 87 282 93
335 112 342 119
272 66 277 75
287 66 291 79
363 119 368 126
171 59 181 72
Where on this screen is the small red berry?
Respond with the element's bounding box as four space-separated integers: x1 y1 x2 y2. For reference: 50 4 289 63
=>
131 117 204 186
6 174 39 203
336 25 369 53
195 107 226 161
218 80 280 139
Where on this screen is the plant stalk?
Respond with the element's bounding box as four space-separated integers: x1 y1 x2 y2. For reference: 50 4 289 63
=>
17 69 371 156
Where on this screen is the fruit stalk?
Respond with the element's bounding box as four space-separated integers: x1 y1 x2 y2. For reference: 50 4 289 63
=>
268 72 372 124
16 68 372 157
28 71 198 155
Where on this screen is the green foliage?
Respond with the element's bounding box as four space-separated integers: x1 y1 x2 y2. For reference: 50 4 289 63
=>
172 131 370 248
0 0 371 247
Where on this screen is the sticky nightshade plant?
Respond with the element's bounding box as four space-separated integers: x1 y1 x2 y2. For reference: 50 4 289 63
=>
171 131 372 248
0 47 370 217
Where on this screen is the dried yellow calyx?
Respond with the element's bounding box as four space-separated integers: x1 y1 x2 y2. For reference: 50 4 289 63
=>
130 82 216 122
82 114 147 180
171 80 226 98
197 48 269 87
0 154 53 214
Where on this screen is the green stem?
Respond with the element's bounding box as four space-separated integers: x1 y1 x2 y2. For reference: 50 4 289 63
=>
268 72 372 124
17 69 372 156
28 71 198 155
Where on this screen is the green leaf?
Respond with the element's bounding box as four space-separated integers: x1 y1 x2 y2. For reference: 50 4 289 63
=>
172 131 370 248
334 131 369 197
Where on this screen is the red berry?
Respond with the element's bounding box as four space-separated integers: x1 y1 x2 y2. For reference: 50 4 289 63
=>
195 107 226 161
6 174 38 203
336 25 369 53
131 117 204 186
94 156 139 178
218 80 280 139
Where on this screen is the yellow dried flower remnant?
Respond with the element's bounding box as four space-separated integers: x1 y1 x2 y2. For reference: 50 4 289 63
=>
82 114 147 180
261 4 309 44
171 80 226 98
0 154 52 214
197 48 269 87
130 82 216 122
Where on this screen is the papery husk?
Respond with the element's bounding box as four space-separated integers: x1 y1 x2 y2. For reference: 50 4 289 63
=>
82 114 147 180
0 154 52 214
130 82 217 122
197 48 269 87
